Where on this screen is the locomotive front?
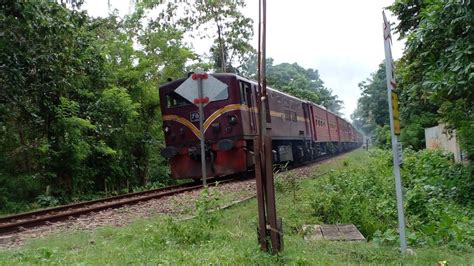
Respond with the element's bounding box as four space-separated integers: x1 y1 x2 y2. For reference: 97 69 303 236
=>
159 74 248 179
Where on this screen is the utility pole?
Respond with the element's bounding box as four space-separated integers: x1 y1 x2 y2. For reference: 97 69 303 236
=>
382 11 407 254
255 0 282 254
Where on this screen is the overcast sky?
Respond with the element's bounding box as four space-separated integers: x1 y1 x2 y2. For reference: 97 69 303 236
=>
83 0 404 120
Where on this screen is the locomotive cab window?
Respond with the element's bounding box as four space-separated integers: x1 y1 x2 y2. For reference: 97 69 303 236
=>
166 92 191 108
239 81 251 105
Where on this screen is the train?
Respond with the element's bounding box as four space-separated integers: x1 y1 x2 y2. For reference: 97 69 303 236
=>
159 73 363 179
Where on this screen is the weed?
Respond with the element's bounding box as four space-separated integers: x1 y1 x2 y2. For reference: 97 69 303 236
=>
159 186 222 246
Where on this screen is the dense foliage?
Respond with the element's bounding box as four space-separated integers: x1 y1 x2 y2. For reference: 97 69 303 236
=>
351 63 391 135
309 149 473 249
0 1 194 213
352 1 473 164
266 59 343 114
390 0 473 162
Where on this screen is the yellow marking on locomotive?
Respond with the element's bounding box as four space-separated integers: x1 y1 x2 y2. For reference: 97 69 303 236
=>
163 104 245 139
269 110 306 122
162 114 201 138
203 104 243 130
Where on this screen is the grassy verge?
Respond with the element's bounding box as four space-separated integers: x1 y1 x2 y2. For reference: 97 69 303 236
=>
1 149 472 265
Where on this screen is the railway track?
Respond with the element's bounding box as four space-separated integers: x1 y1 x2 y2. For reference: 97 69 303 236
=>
0 177 234 235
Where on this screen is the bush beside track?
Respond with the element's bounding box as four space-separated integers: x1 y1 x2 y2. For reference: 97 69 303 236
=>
305 149 473 250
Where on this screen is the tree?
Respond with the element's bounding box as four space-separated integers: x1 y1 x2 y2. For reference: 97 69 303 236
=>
351 61 439 149
193 0 254 73
389 0 473 158
141 0 254 73
0 0 197 212
0 1 108 197
263 60 343 114
351 63 390 135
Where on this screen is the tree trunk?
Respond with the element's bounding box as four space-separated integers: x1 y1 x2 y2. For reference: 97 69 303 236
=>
215 19 226 73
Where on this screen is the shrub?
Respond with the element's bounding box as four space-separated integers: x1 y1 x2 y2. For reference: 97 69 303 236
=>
308 149 473 249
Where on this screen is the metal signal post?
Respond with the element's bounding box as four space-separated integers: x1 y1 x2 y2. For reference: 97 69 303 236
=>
382 11 407 254
194 73 208 186
255 0 283 254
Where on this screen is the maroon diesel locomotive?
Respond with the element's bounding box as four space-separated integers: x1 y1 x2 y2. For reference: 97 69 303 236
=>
159 73 362 179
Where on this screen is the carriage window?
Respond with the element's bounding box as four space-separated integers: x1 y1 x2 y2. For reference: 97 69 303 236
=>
291 112 297 122
285 109 291 121
265 96 271 123
166 92 191 108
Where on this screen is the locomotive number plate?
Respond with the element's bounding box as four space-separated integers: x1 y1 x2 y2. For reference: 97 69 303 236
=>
190 111 200 122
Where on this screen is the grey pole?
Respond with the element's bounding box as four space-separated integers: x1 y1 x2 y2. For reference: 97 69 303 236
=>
197 77 207 186
383 11 407 254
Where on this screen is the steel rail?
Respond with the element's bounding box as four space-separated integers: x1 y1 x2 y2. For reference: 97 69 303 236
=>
0 183 194 224
0 178 232 235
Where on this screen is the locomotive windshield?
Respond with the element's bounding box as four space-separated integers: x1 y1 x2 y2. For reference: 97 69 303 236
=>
166 92 192 108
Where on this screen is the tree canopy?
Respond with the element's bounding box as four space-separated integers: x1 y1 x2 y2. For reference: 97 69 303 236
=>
390 0 473 158
351 63 390 135
265 60 343 114
0 1 195 212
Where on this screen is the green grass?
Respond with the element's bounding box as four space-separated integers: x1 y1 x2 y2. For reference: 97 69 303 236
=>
0 149 472 265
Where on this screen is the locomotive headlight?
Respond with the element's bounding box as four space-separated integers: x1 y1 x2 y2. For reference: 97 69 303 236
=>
228 115 238 125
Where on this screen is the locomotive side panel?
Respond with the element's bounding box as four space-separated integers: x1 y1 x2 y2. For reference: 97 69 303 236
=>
267 89 309 141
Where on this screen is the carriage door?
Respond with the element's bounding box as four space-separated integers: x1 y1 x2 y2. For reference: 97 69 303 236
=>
239 81 256 134
306 104 317 141
247 85 258 134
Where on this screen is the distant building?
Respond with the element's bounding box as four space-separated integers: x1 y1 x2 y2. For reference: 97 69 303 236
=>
425 124 464 162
